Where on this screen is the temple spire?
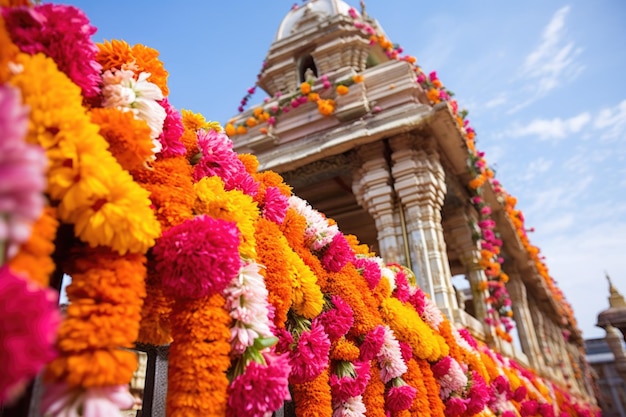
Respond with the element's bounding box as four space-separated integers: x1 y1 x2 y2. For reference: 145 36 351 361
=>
607 272 626 308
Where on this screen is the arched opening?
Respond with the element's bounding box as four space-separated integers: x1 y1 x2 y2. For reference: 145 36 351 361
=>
298 54 318 82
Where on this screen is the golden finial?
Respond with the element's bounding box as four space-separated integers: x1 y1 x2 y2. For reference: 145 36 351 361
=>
607 272 626 308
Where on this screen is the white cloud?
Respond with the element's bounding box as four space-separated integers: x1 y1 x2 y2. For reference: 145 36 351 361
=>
484 93 508 109
509 6 584 113
593 99 626 140
505 112 591 140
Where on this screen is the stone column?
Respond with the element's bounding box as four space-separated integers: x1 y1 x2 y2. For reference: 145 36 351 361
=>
530 306 557 381
445 209 495 344
389 134 458 321
352 142 404 265
506 271 546 370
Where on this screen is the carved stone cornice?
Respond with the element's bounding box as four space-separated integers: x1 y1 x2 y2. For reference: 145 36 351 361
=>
281 151 357 188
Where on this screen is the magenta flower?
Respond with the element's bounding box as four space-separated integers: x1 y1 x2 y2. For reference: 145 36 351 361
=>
262 186 289 224
521 400 539 417
227 350 291 417
359 325 385 362
0 85 46 259
156 98 186 158
320 233 355 272
407 287 426 315
3 4 101 99
193 129 259 196
329 361 371 403
385 383 417 413
444 396 468 417
399 341 412 363
465 372 489 415
315 295 354 342
154 215 241 299
539 402 555 417
457 328 478 349
392 268 411 302
432 356 467 399
289 320 331 383
354 257 381 289
0 267 60 403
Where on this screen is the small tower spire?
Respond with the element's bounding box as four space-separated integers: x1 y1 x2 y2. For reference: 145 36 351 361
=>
607 272 626 308
360 0 367 18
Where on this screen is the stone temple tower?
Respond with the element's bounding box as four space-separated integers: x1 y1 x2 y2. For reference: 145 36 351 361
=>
227 1 595 398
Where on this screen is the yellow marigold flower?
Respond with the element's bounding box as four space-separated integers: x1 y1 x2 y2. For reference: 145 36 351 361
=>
352 74 364 83
427 88 440 103
336 85 349 95
245 117 258 128
289 254 324 319
225 123 236 137
0 19 19 84
182 109 215 131
300 82 312 95
238 154 260 174
194 176 259 259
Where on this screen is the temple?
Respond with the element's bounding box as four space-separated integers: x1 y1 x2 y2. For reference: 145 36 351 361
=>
227 0 595 402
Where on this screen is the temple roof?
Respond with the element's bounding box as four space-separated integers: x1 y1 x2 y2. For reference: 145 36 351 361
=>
275 0 355 41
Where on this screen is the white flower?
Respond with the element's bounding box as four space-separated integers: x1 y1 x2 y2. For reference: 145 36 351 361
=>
101 69 166 154
333 395 366 417
378 326 408 383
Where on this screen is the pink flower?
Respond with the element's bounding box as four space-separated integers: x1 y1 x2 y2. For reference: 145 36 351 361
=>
386 382 417 412
465 372 489 415
407 287 426 315
3 4 102 99
378 326 407 383
0 85 47 258
330 361 371 403
320 233 355 272
480 206 492 216
316 295 354 342
227 350 291 417
348 8 358 19
359 325 385 362
289 320 331 383
353 257 381 289
274 327 294 354
457 328 478 349
193 129 259 196
154 215 241 299
444 396 468 417
503 412 517 417
41 383 135 417
429 71 439 81
0 267 60 403
432 356 467 399
539 403 555 417
521 400 539 417
512 385 527 401
399 342 412 363
262 186 289 224
156 98 186 158
392 268 411 302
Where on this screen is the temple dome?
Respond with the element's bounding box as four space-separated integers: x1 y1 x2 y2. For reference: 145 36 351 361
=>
275 0 356 41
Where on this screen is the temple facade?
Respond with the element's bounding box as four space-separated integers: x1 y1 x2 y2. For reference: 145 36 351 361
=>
227 0 597 404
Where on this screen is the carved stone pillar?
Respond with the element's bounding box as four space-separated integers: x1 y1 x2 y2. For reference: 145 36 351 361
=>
506 271 546 370
352 142 404 265
389 134 458 320
445 209 495 344
530 306 557 381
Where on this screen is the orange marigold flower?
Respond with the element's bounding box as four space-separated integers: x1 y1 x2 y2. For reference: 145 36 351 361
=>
245 117 258 128
0 19 19 84
225 123 236 137
317 99 335 116
352 74 364 83
308 92 320 102
468 175 486 190
236 125 248 135
260 127 268 134
253 107 263 117
239 153 260 174
336 85 349 95
427 88 440 103
300 82 311 95
90 107 154 171
433 79 443 88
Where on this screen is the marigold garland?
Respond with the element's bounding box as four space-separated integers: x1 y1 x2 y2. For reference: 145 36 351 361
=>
362 361 386 417
418 358 446 417
254 218 293 327
380 297 448 362
9 52 161 255
167 294 232 417
8 206 59 287
292 368 333 417
330 337 360 362
45 247 146 387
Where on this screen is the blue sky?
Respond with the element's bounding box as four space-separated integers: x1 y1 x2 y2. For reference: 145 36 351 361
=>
56 0 626 339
